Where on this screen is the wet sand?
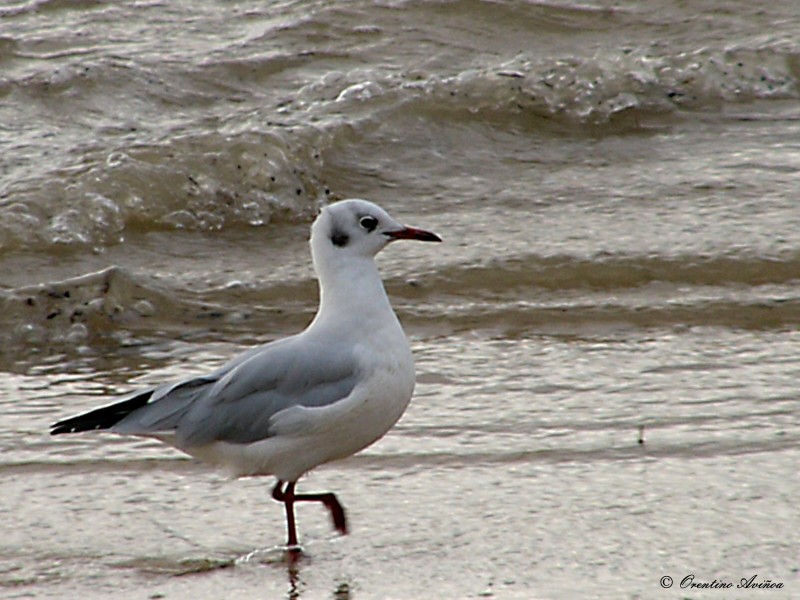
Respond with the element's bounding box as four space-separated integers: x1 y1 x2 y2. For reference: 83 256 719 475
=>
4 327 799 598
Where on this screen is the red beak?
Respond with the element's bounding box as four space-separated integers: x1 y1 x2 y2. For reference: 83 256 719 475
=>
384 226 442 243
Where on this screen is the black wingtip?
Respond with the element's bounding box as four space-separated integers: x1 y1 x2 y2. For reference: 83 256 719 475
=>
49 421 87 435
49 389 155 436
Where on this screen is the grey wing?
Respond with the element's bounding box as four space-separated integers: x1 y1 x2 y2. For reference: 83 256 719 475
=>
114 334 359 446
110 375 217 435
109 343 265 435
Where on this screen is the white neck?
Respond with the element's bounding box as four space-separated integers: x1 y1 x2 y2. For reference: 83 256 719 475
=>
309 249 398 332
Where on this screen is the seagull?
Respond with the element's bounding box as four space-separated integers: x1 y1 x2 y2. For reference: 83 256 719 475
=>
50 199 441 550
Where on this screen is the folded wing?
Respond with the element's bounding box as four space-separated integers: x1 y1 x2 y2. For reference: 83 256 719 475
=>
51 334 359 446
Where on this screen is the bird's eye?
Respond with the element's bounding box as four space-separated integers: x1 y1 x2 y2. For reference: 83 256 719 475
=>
359 215 378 232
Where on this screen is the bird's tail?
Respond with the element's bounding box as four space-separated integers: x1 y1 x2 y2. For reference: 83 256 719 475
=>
50 389 154 435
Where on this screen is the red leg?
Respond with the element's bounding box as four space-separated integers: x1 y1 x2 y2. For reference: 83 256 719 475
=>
293 491 348 535
272 480 299 547
271 480 349 541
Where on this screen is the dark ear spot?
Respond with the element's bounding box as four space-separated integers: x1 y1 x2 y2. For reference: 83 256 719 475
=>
331 228 349 247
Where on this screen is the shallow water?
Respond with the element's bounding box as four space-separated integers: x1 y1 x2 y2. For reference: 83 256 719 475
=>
2 0 799 598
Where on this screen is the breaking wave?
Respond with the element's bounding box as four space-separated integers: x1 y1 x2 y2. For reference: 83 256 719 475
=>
2 250 798 366
2 34 797 254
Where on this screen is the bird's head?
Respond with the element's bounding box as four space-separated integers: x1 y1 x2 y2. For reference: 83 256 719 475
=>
311 199 441 262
